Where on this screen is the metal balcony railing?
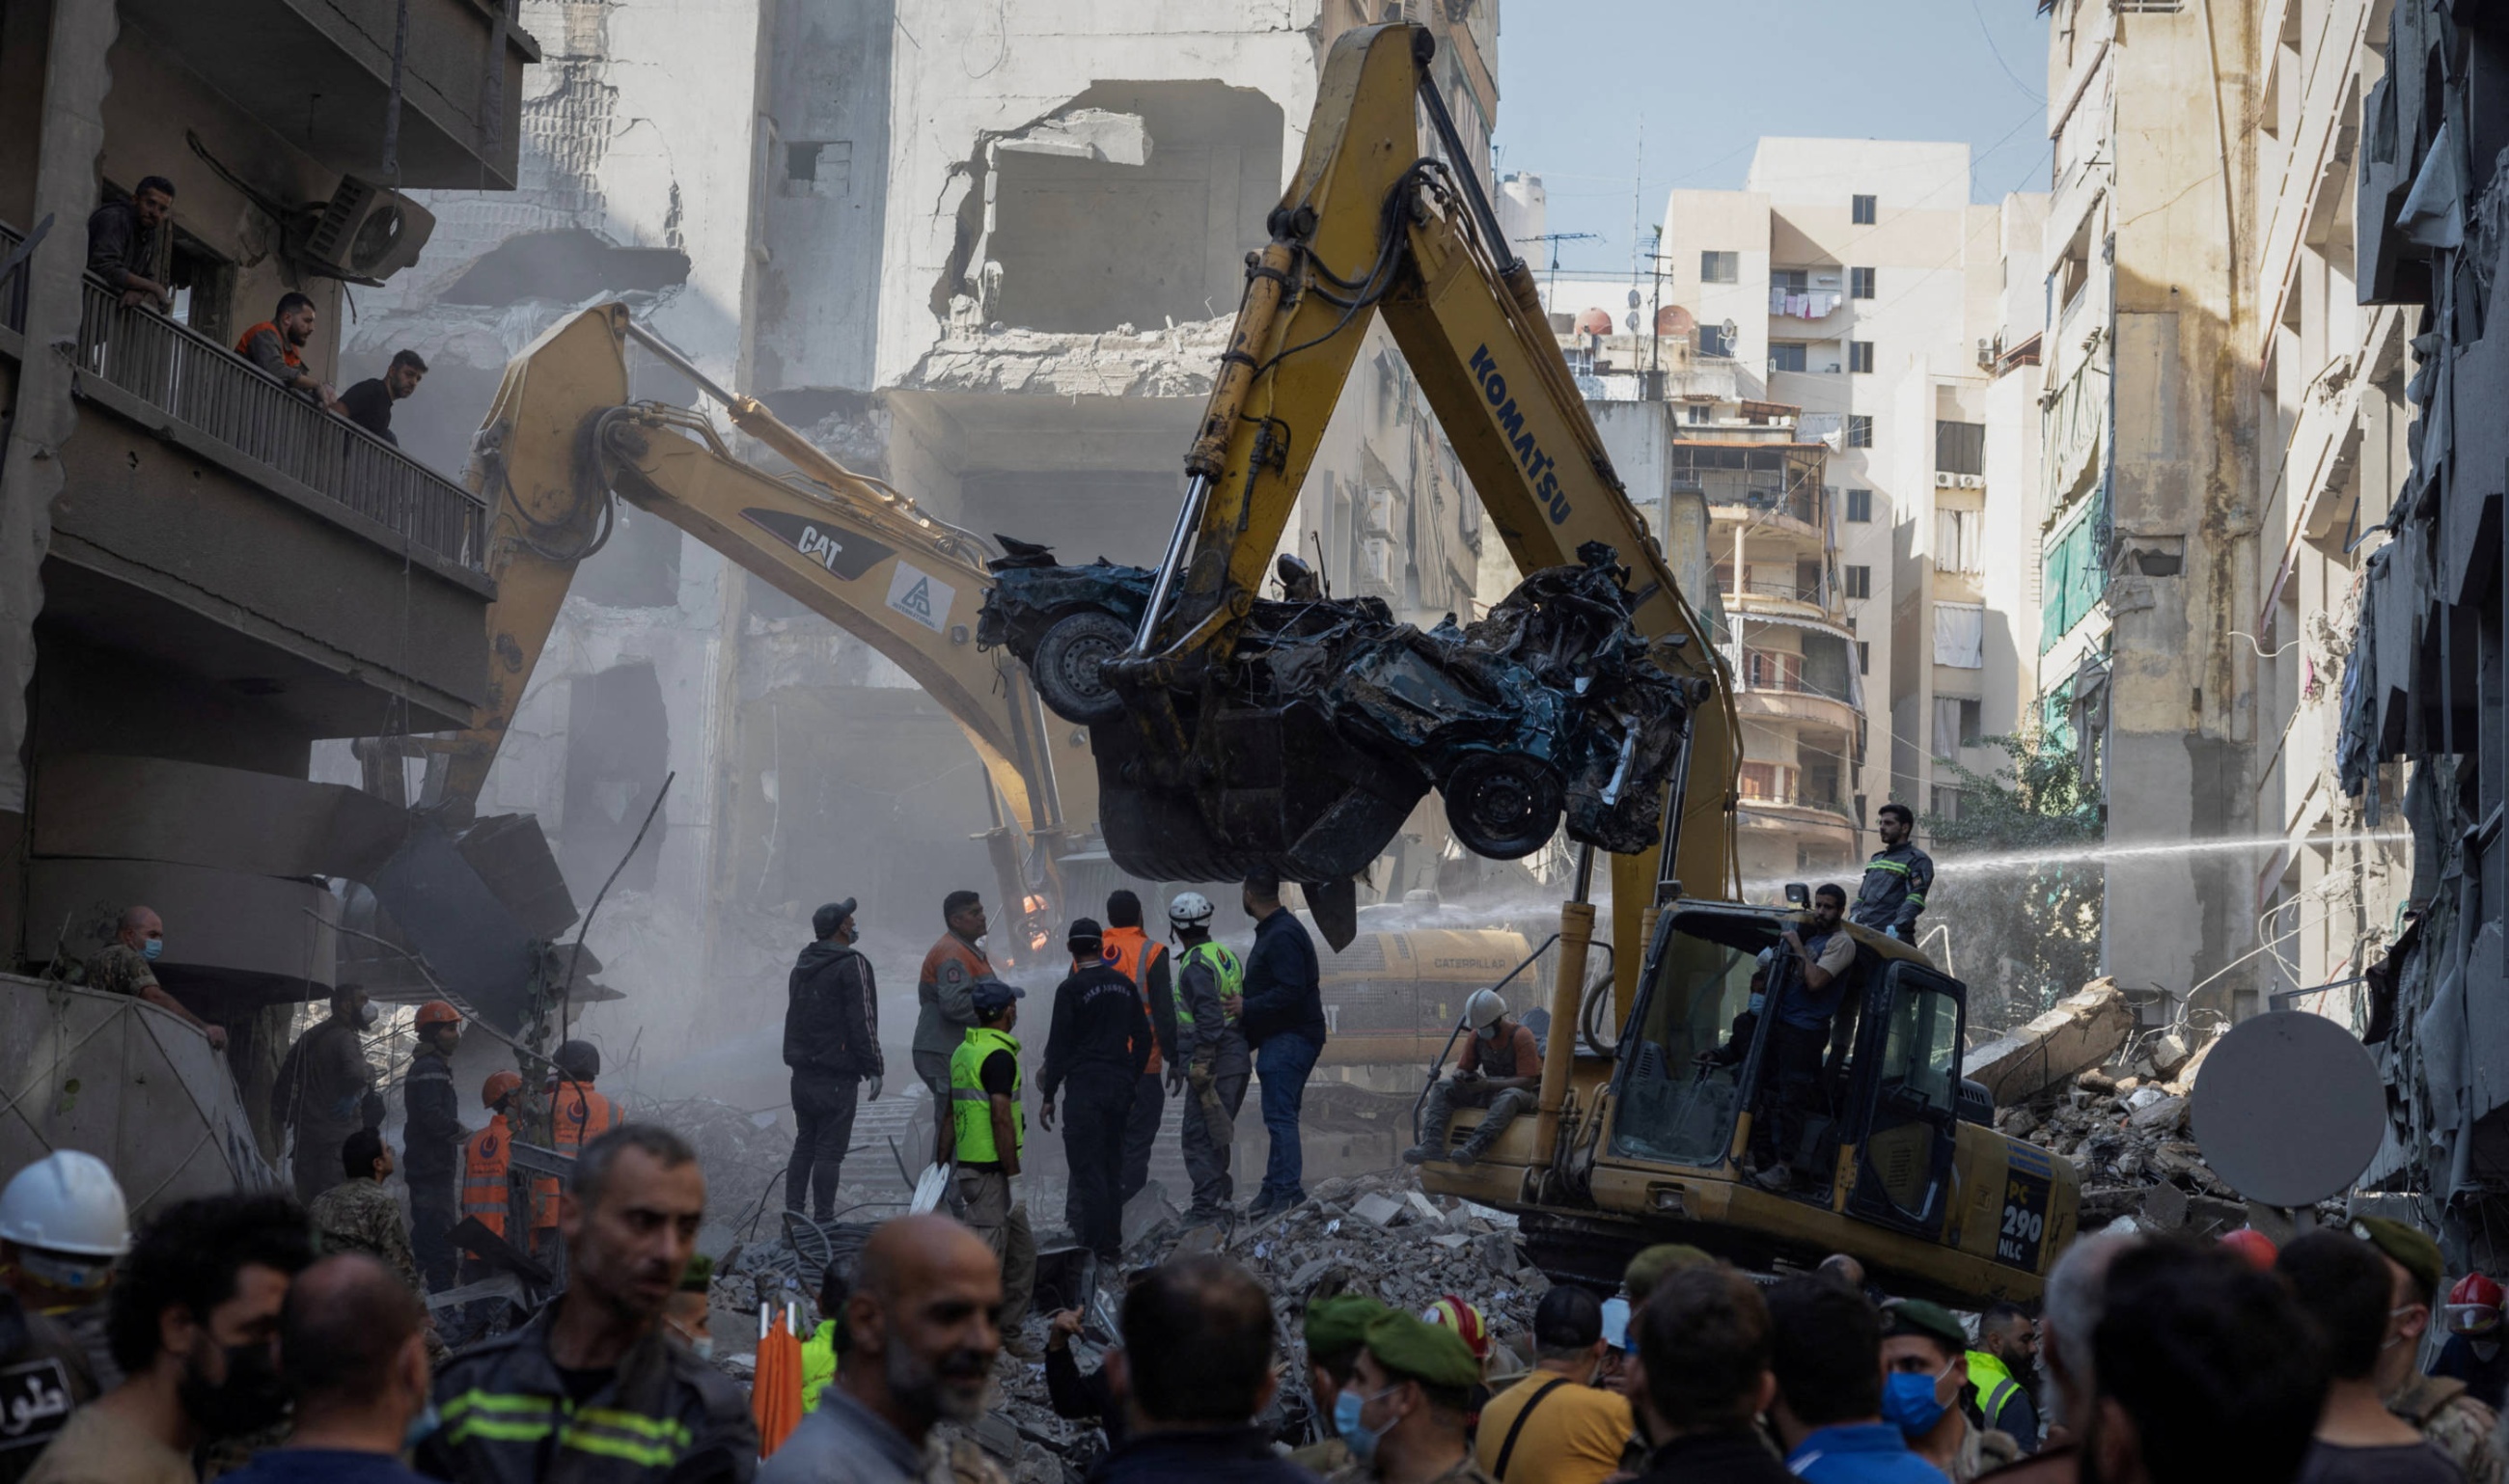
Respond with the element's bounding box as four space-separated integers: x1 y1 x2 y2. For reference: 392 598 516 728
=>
0 219 485 572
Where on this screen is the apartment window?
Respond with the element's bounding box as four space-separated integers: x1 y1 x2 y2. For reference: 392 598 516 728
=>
1858 640 1871 675
1697 322 1735 357
1933 696 1983 756
1852 194 1878 225
1846 487 1873 523
1935 508 1982 573
1937 420 1987 476
1685 402 1710 424
1740 761 1799 804
1772 268 1808 293
1844 564 1872 599
1849 341 1875 373
1847 415 1874 449
1771 341 1808 373
1933 601 1985 668
1851 266 1876 299
1930 784 1966 822
1700 251 1739 285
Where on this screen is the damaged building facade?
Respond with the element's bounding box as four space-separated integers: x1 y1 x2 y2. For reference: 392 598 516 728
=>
346 0 1505 1091
2339 0 2509 1263
0 0 531 1144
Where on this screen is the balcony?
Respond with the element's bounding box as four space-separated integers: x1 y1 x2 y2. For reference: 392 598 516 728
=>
1732 653 1861 735
1 219 494 737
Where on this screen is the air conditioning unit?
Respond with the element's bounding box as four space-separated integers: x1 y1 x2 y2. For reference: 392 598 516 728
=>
1935 471 1956 488
1361 487 1398 535
1360 537 1394 584
303 176 435 281
1957 474 1986 489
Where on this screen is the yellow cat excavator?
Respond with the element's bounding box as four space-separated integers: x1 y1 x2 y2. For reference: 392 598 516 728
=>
990 22 2079 1304
448 305 1095 957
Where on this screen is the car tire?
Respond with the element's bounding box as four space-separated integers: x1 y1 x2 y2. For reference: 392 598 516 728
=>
1031 610 1132 725
1442 753 1564 860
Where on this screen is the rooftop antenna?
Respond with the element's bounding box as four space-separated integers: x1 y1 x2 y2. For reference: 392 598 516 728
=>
1630 114 1645 286
1527 232 1601 311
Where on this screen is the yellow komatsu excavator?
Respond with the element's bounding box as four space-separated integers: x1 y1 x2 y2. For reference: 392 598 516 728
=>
998 23 2079 1304
449 304 1095 957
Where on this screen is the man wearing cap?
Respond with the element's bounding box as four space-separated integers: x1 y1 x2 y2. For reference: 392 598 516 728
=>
1295 1295 1391 1474
1336 1309 1497 1483
1475 1286 1632 1484
951 976 1036 1346
785 899 882 1225
405 1000 465 1294
2357 1215 2506 1484
1879 1300 2015 1483
1037 918 1150 1264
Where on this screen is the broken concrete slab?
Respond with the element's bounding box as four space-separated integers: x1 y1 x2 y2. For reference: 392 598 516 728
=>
2140 1179 2189 1231
2128 1094 2188 1133
1966 978 2135 1105
1350 1192 1407 1229
1407 1191 1444 1224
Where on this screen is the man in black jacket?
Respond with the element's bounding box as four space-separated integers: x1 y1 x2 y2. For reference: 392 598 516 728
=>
1038 918 1149 1264
1235 873 1325 1218
404 1001 466 1293
784 899 882 1223
1089 1256 1320 1484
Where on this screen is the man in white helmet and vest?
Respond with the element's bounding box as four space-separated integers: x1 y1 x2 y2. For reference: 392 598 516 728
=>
1167 893 1250 1226
950 976 1036 1348
1403 989 1541 1168
0 1148 128 1438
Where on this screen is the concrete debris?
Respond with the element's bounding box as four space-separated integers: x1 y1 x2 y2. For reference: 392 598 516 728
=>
1966 977 2135 1105
898 318 1230 399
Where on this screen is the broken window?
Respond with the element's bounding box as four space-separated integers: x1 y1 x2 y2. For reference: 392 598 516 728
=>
982 81 1285 332
784 141 852 197
561 661 670 893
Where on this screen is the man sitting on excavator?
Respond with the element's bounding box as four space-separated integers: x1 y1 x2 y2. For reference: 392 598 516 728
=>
1751 884 1861 1194
1403 989 1541 1168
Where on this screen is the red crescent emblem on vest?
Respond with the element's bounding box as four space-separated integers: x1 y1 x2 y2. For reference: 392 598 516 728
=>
480 1135 499 1157
1102 945 1119 964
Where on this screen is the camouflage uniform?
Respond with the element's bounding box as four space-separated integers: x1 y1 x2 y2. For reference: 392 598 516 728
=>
79 943 156 999
308 1177 424 1298
2391 1372 2506 1484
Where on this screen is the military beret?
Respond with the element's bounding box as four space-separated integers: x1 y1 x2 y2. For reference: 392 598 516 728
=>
677 1253 714 1294
1364 1308 1484 1390
1623 1244 1713 1303
1303 1294 1389 1360
1881 1298 1968 1355
2353 1216 2443 1303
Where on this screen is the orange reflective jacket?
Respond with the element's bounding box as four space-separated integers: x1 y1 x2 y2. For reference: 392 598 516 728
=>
463 1113 512 1238
530 1084 621 1231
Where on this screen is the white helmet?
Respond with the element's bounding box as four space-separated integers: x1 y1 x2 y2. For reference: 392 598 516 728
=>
1168 892 1216 929
0 1150 131 1258
1464 988 1508 1032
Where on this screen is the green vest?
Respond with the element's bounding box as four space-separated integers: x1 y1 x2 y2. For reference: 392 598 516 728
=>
1967 1349 2021 1430
1176 940 1243 1031
950 1026 1023 1164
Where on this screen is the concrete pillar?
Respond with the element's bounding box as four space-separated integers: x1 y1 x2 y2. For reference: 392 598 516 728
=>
0 0 116 961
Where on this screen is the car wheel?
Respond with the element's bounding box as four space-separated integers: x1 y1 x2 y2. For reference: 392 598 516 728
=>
1031 610 1132 725
1442 753 1564 860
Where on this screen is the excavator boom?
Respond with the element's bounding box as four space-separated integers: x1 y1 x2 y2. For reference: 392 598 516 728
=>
452 304 1092 951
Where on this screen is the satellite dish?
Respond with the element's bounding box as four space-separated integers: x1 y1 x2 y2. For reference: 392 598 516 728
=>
1627 289 1642 309
1722 318 1740 343
1625 311 1640 332
2190 1011 2385 1207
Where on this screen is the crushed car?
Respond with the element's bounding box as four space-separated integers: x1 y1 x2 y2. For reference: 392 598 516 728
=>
979 537 1698 879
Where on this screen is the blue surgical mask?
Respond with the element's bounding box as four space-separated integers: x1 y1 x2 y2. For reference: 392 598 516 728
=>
1333 1390 1382 1463
402 1399 440 1451
1880 1367 1952 1438
141 938 163 962
689 1336 715 1361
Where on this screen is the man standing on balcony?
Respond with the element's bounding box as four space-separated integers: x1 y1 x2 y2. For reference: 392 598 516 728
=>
237 292 343 412
339 350 427 447
86 177 174 313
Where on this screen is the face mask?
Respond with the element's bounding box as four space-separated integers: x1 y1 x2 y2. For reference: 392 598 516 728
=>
1880 1367 1952 1439
688 1336 715 1362
179 1338 290 1438
1333 1390 1379 1463
141 938 164 962
403 1400 441 1450
1476 1025 1500 1042
356 1002 379 1030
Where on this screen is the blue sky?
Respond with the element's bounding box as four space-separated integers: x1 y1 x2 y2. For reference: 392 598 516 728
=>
1491 1 2054 279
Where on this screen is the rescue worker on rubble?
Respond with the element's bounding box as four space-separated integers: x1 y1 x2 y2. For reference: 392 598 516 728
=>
1850 804 1933 944
1171 891 1252 1226
0 1150 128 1392
1403 990 1540 1168
273 983 385 1204
404 1000 465 1293
309 1129 427 1302
1101 890 1179 1209
1337 1308 1498 1484
457 1071 522 1331
2355 1216 2506 1484
79 905 225 1050
785 898 881 1224
951 976 1037 1351
418 1124 758 1484
530 1040 623 1266
1751 886 1858 1195
913 891 994 1167
2439 1273 2509 1411
1292 1295 1391 1475
1037 917 1150 1265
1237 870 1326 1218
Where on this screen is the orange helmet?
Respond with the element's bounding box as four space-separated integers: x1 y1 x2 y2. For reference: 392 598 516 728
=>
416 1000 462 1030
1422 1295 1492 1362
481 1070 523 1109
2218 1227 2279 1272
